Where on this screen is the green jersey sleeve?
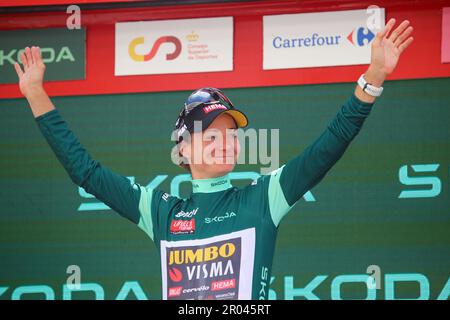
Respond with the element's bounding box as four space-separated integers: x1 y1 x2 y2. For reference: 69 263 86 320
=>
268 93 375 227
35 108 156 240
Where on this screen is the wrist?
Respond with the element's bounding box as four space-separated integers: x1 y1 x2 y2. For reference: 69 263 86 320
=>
365 66 386 87
25 85 46 100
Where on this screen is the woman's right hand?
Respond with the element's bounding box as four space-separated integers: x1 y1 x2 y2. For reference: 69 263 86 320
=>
14 46 46 98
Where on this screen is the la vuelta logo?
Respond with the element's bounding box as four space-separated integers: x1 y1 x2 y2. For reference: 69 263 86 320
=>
128 36 182 62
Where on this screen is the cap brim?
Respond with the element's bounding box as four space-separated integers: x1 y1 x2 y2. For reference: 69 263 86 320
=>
189 108 249 133
222 109 248 128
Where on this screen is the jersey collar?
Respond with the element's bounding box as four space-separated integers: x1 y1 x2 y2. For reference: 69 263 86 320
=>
191 174 233 193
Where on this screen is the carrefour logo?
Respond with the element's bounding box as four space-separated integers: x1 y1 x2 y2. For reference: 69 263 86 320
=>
272 33 342 48
128 36 182 62
347 26 376 46
271 26 375 49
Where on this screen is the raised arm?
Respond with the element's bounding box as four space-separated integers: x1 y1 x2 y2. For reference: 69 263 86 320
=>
14 47 155 240
267 18 414 227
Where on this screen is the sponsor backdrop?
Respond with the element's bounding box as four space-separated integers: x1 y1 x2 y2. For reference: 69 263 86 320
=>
0 78 449 299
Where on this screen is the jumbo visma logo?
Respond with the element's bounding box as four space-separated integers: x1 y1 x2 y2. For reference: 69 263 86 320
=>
168 242 236 282
128 36 182 62
347 27 376 47
169 243 235 265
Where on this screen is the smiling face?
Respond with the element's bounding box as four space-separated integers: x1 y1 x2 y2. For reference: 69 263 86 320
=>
179 113 240 179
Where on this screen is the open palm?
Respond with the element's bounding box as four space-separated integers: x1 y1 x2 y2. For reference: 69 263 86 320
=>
371 18 414 76
14 46 46 98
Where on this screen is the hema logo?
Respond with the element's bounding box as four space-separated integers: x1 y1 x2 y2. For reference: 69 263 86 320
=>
128 36 182 62
347 26 376 46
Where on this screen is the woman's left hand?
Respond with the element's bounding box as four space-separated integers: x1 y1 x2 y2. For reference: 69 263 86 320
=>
366 18 414 86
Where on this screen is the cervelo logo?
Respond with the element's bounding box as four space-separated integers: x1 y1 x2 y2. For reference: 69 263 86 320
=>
347 27 376 47
175 208 199 218
128 36 182 62
203 104 227 114
169 285 210 298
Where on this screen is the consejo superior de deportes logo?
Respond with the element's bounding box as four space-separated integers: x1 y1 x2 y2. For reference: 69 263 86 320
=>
128 35 182 61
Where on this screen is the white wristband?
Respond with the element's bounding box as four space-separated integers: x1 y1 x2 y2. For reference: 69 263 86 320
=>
357 74 383 97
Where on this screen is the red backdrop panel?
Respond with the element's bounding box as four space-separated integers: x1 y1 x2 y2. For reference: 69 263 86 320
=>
0 0 448 98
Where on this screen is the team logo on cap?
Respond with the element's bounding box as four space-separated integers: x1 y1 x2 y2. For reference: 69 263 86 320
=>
203 104 227 114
